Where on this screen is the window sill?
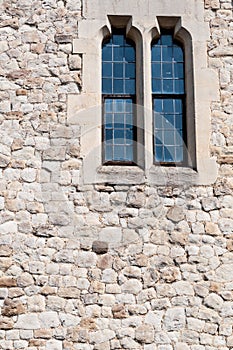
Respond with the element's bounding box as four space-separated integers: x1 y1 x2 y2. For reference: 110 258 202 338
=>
81 156 217 186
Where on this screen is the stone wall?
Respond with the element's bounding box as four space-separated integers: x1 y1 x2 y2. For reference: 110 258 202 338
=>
0 0 232 349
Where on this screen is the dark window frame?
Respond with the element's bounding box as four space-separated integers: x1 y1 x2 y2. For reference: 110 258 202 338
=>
102 28 137 165
151 31 187 166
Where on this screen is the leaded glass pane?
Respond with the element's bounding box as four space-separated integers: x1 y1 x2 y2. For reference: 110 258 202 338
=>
103 98 134 163
153 98 184 163
102 30 136 95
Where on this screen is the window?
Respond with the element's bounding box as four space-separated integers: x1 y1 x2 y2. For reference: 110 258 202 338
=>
151 32 185 164
102 29 136 164
70 10 218 185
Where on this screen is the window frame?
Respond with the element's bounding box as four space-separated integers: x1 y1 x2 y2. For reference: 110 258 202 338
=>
69 12 218 185
151 31 187 167
101 28 138 166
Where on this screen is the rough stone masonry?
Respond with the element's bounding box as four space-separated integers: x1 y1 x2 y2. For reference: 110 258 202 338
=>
0 0 233 349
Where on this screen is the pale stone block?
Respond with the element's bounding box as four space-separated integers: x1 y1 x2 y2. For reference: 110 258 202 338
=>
15 314 40 329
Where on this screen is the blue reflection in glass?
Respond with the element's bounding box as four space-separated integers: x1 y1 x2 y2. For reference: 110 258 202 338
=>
162 79 173 93
152 46 161 61
125 80 135 94
125 64 135 78
105 129 113 143
113 79 123 93
152 63 161 78
125 47 135 62
161 35 173 46
165 146 175 162
114 63 123 78
164 99 174 113
102 63 112 78
102 46 112 61
173 46 183 62
105 146 112 160
155 146 163 162
152 79 162 93
162 47 173 62
102 79 112 94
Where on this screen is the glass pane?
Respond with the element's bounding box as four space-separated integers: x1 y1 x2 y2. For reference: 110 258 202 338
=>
114 114 124 128
105 113 113 127
126 130 133 144
125 63 135 78
165 115 174 127
105 145 113 161
175 115 182 129
114 129 125 144
114 146 125 160
162 47 173 62
162 79 173 93
125 80 135 94
153 97 184 164
152 79 162 93
125 100 133 112
154 99 163 112
162 63 173 78
155 145 163 162
164 131 175 145
126 146 133 161
152 63 161 79
113 34 124 45
105 99 113 112
175 80 184 93
174 63 184 78
102 79 112 94
114 63 123 78
113 79 124 93
164 146 175 162
173 46 183 62
161 35 173 46
102 46 112 61
114 100 124 112
163 99 174 113
175 146 183 162
155 130 163 144
154 112 163 129
125 47 135 62
105 129 113 143
152 46 161 61
114 47 124 61
102 63 112 78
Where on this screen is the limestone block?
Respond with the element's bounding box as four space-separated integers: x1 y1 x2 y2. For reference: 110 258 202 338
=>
166 206 185 223
0 277 17 287
89 329 115 344
0 317 14 330
99 227 122 243
92 241 108 254
164 307 186 331
135 324 154 344
121 280 142 295
15 314 40 329
145 311 163 331
1 299 25 317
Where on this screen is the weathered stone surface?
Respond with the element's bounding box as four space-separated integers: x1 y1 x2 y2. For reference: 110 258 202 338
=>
2 299 25 316
15 314 40 329
112 304 128 318
166 206 185 223
164 308 186 331
92 241 108 254
0 277 17 287
135 324 154 344
0 317 14 330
